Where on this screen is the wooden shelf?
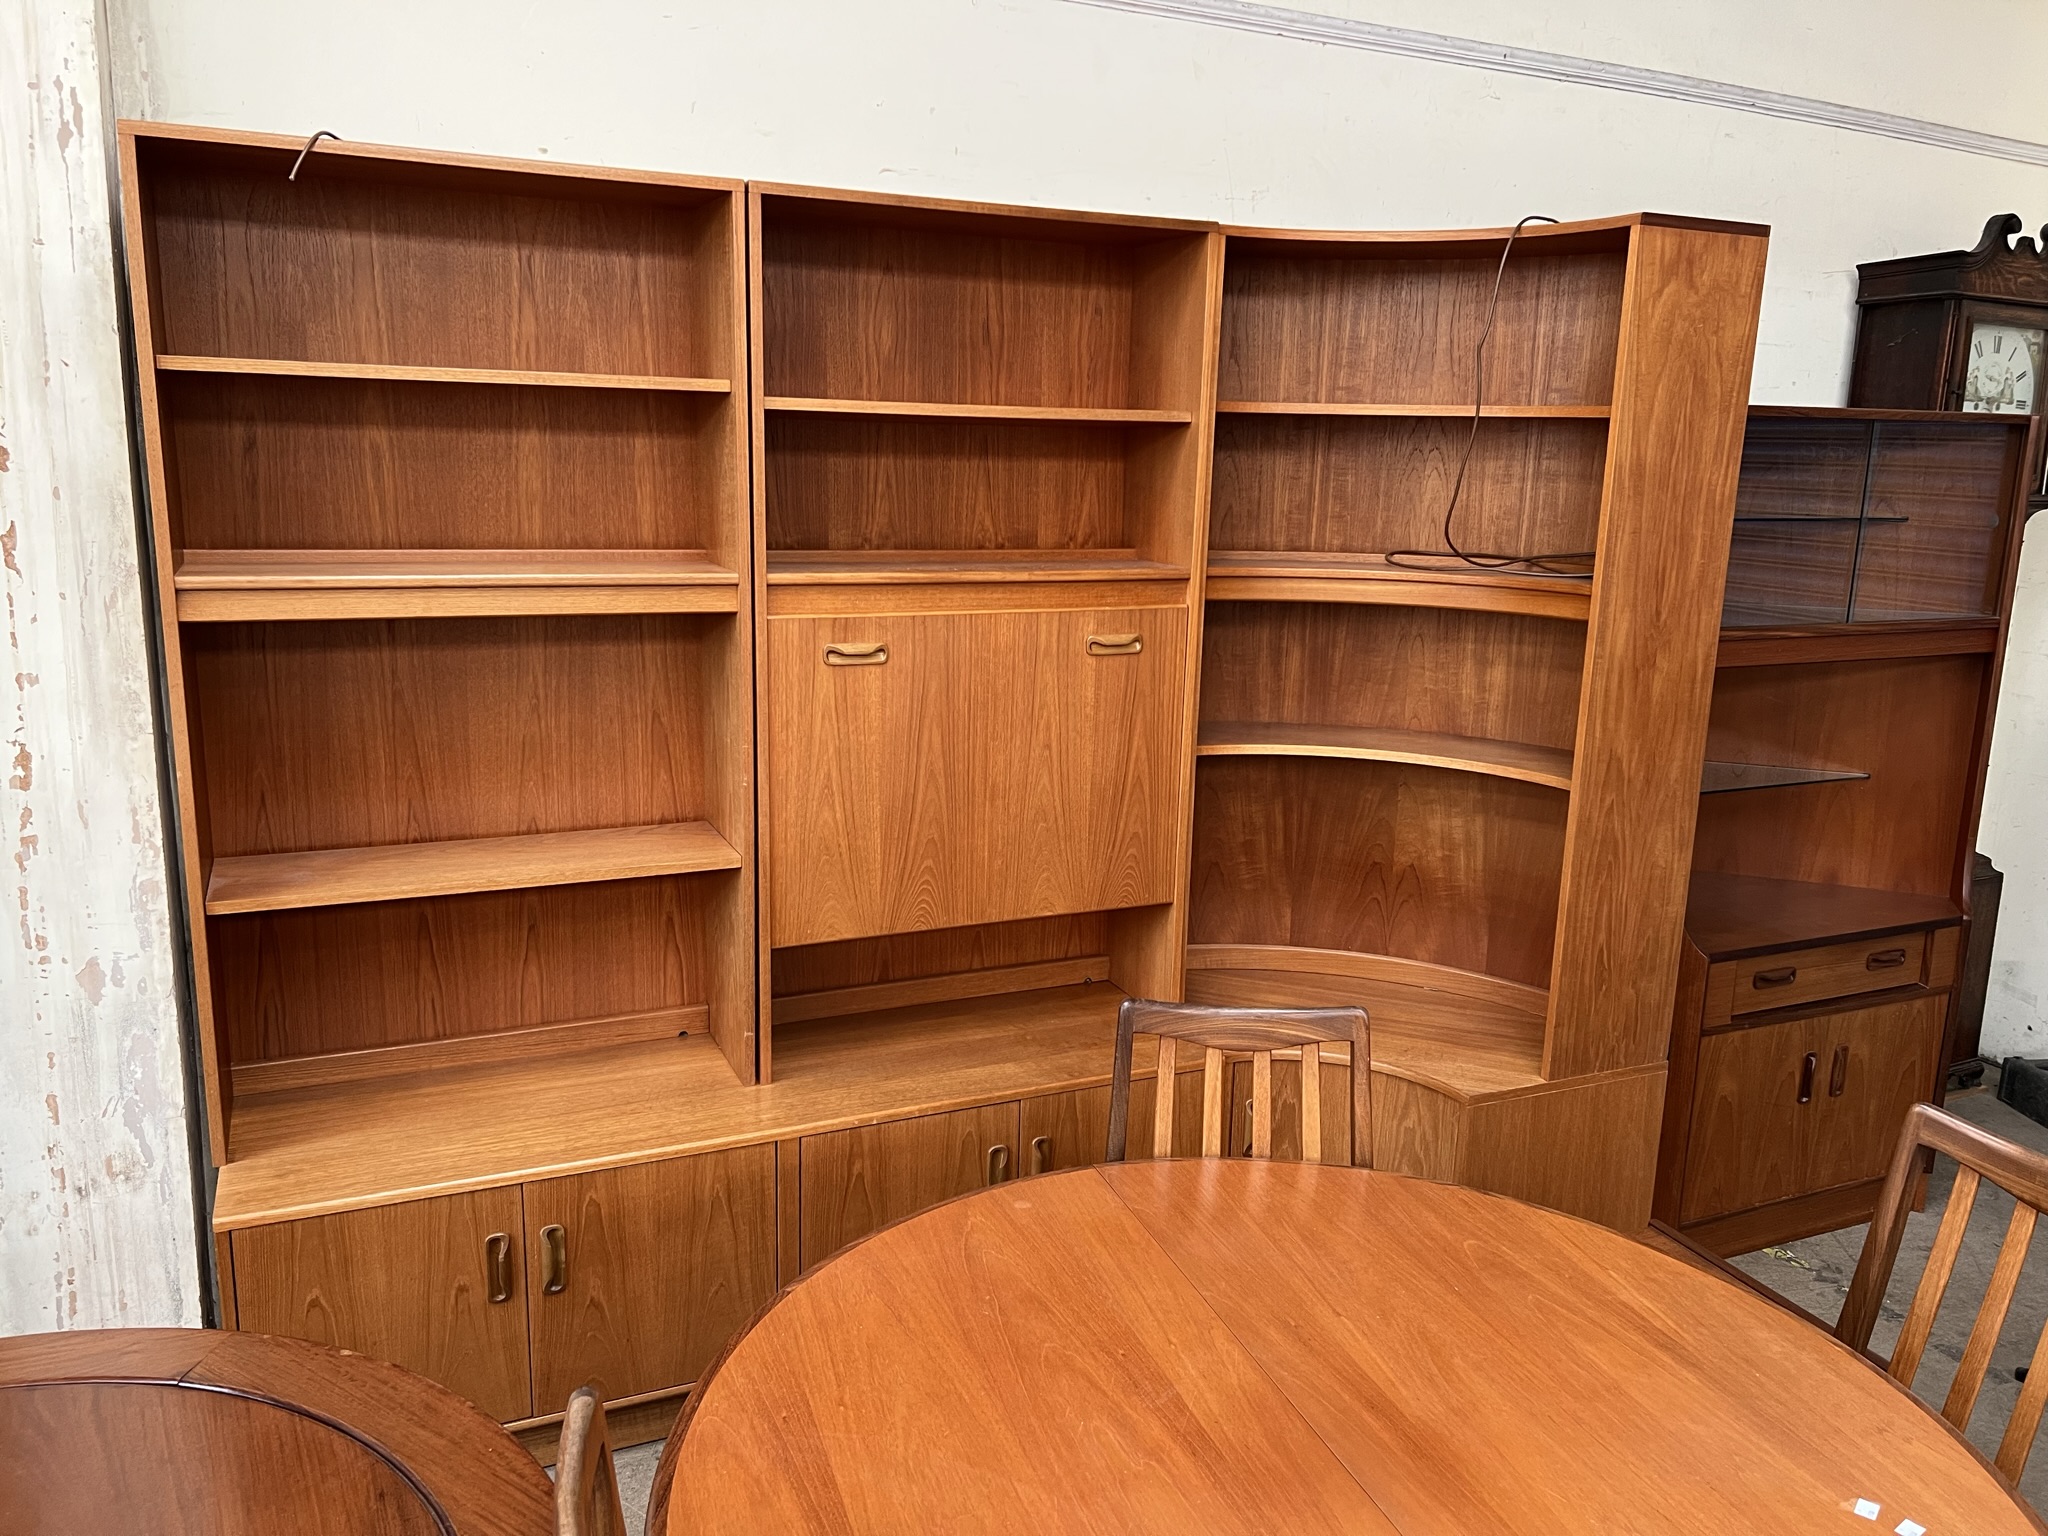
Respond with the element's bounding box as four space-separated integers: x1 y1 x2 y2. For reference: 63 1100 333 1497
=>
1205 550 1592 620
1198 721 1572 791
1699 761 1869 794
1217 400 1610 419
212 982 1135 1227
205 821 742 915
1684 871 1962 960
1715 620 2000 667
767 549 1189 584
174 549 741 620
764 396 1191 425
156 354 732 393
1183 944 1548 1102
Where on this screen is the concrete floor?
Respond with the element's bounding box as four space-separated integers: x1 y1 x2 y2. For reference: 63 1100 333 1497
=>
596 1090 2048 1533
1730 1088 2048 1512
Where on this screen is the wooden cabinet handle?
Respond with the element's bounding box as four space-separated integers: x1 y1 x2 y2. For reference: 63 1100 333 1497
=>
1030 1136 1052 1175
987 1145 1011 1185
824 642 888 666
541 1223 568 1295
1086 633 1142 657
484 1232 513 1304
1866 947 1909 970
1797 1052 1818 1104
1753 966 1797 989
1829 1043 1849 1097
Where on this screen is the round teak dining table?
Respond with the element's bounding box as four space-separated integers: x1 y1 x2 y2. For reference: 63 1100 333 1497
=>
663 1160 2038 1535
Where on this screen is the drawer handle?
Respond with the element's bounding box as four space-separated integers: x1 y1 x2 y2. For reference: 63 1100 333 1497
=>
1086 633 1143 657
541 1223 568 1295
1797 1051 1818 1105
484 1233 513 1304
987 1145 1011 1185
1867 947 1909 970
1829 1044 1849 1098
1753 966 1797 989
1030 1136 1052 1176
824 642 888 666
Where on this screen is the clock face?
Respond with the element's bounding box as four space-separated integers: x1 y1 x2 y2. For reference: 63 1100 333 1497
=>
1962 321 2045 414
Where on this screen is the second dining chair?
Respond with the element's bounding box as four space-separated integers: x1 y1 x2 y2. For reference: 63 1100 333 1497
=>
1105 998 1371 1166
1837 1101 2048 1483
555 1386 626 1536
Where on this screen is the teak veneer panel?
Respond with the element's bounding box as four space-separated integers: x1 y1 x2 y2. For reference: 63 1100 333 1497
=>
1217 245 1626 407
186 616 725 857
140 134 736 377
524 1146 777 1414
211 875 719 1067
206 822 740 914
1543 223 1768 1078
228 1186 534 1422
162 373 736 557
768 607 1187 946
1209 413 1607 565
1197 601 1585 756
1190 756 1566 990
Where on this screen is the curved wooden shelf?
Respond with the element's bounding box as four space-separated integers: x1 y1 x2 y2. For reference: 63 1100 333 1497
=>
1217 400 1609 419
1205 551 1592 620
1198 720 1573 791
764 396 1191 425
174 549 741 620
205 821 742 915
156 354 732 393
1184 944 1549 1102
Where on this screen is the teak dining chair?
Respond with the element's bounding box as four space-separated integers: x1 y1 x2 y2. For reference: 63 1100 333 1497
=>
1838 1101 2048 1482
555 1386 626 1536
1105 998 1372 1166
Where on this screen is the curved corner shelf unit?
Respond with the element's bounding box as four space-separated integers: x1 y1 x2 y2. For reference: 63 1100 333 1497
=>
1204 551 1594 619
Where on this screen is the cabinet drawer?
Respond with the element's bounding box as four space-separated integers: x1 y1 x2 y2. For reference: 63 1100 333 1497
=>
768 606 1186 946
1730 931 1927 1016
1680 993 1945 1225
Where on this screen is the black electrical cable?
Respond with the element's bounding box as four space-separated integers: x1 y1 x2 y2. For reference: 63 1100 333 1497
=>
1385 215 1596 579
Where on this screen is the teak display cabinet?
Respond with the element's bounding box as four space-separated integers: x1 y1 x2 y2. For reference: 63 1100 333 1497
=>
120 122 1773 1435
1656 407 2031 1254
1189 218 1768 1226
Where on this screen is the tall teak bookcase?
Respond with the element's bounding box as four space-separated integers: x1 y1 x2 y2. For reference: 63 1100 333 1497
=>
120 121 1768 1440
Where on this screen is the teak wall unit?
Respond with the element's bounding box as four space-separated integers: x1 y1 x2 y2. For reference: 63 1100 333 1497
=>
120 122 1770 1434
1655 407 2031 1254
1188 218 1768 1227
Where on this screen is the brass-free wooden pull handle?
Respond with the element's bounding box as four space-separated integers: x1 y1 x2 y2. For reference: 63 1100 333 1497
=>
1753 966 1797 989
484 1233 513 1304
1867 947 1908 970
1030 1136 1051 1175
1086 633 1142 657
1797 1051 1818 1104
1829 1043 1849 1097
824 642 887 666
541 1223 568 1294
987 1145 1011 1185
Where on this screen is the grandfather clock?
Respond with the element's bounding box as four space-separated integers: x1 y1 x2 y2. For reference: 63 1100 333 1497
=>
1852 213 2048 508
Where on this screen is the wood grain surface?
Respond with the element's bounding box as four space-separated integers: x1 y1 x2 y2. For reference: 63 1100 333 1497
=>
0 1326 552 1536
664 1162 2035 1534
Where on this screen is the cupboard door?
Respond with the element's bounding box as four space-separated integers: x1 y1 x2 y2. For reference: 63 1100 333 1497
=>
1807 994 1946 1194
524 1146 777 1416
229 1188 531 1421
1019 1087 1116 1175
768 606 1187 946
799 1104 1019 1271
1679 1014 1831 1225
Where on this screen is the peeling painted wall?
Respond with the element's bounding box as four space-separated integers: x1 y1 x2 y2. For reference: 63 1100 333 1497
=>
0 0 199 1333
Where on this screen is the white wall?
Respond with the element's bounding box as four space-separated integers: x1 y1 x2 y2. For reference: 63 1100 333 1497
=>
1 0 201 1334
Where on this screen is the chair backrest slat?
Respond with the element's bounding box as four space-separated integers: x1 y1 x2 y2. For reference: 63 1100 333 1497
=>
1105 999 1371 1168
1944 1200 2038 1429
556 1385 626 1536
1839 1102 2048 1484
1886 1164 1980 1387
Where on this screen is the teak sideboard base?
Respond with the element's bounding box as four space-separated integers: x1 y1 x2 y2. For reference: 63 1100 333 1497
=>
212 974 1663 1436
